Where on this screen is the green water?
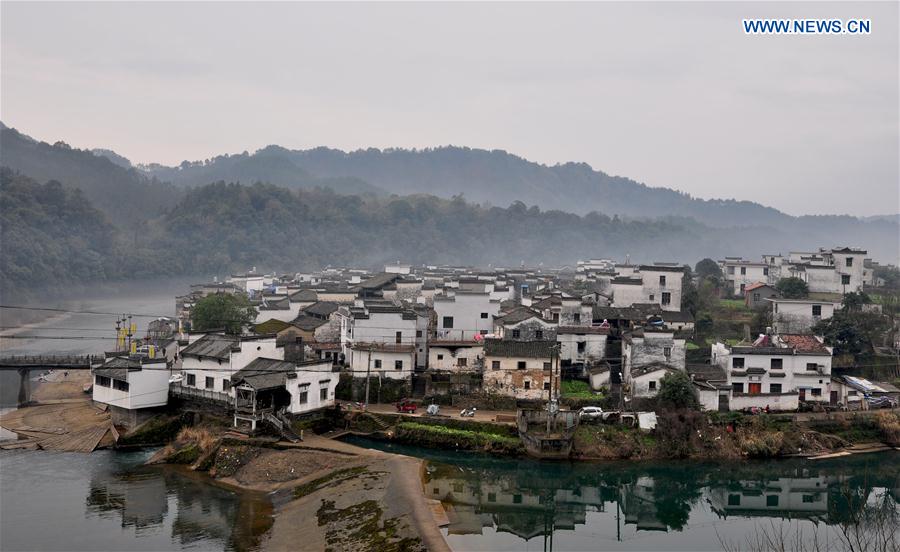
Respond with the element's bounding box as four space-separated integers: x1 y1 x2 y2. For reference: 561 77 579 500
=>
342 436 900 551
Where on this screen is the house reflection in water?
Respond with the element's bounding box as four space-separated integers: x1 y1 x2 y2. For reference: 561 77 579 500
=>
85 466 271 550
425 458 898 546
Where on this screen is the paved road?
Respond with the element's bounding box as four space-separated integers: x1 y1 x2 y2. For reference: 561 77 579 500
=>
340 401 517 425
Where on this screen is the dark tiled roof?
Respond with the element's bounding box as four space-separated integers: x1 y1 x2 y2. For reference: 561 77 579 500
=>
612 277 642 285
254 319 292 334
557 326 609 335
291 314 328 331
303 301 339 317
94 356 166 379
231 357 296 390
181 334 239 360
494 307 544 325
630 362 677 378
483 339 554 359
638 265 685 273
289 289 318 302
686 364 726 381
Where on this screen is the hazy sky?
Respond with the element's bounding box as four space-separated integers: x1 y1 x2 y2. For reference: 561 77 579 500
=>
2 2 897 216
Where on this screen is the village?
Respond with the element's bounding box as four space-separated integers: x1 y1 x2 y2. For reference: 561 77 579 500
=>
52 244 894 457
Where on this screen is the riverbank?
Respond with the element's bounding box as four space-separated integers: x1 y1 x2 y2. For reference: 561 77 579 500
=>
149 426 450 552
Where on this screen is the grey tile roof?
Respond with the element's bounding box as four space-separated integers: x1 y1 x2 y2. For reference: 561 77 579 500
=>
231 357 296 390
181 334 240 360
483 339 555 359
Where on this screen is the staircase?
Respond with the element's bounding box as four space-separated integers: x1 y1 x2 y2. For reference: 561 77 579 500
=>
364 412 391 431
263 412 302 443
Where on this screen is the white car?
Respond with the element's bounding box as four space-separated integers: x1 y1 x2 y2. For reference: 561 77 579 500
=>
578 406 605 421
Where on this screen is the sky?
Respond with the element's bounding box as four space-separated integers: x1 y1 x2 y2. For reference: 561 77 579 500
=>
1 1 898 217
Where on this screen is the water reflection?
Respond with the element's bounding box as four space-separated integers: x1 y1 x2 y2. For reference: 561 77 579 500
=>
420 451 900 548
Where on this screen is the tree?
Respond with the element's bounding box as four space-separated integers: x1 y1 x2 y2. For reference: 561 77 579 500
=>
874 265 900 290
813 309 888 356
191 293 257 334
657 371 699 409
695 258 723 283
775 277 809 299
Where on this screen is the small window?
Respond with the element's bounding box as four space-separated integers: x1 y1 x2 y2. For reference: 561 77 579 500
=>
223 379 232 392
186 374 196 386
112 379 129 392
740 267 746 275
811 388 822 396
766 495 779 507
806 363 818 371
458 357 467 367
517 361 526 370
543 362 551 371
649 294 655 301
95 375 111 388
416 330 422 338
442 316 454 329
753 293 761 302
728 494 741 506
543 382 550 390
770 383 782 393
524 381 531 390
492 360 501 370
480 312 488 319
512 329 521 339
659 275 666 286
732 382 744 393
395 360 403 371
298 384 309 404
845 257 853 267
842 274 850 285
733 357 745 369
812 305 822 316
763 267 769 276
374 359 382 369
661 292 671 305
437 354 444 360
535 330 543 340
513 494 523 504
573 313 581 323
488 493 496 502
577 342 586 353
320 387 328 401
648 381 657 390
802 494 817 503
480 330 488 335
205 377 214 389
395 331 402 344
663 346 672 358
771 358 783 370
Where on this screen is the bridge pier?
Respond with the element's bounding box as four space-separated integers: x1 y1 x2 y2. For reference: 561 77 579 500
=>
17 368 32 407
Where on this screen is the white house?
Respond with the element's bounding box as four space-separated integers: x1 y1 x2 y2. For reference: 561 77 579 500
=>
231 357 338 430
347 303 427 369
721 259 770 297
434 290 501 340
712 333 832 411
178 333 282 402
92 355 170 428
348 343 416 381
629 363 676 399
427 341 484 372
770 298 838 334
557 326 608 367
622 328 687 374
639 265 684 312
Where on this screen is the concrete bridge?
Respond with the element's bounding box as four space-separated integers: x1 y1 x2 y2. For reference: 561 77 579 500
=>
0 355 103 406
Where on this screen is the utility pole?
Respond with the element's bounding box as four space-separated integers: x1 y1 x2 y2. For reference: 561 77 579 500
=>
364 346 372 410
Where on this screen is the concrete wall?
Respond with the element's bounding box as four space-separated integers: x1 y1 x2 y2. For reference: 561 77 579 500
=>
428 345 484 371
348 348 414 380
624 334 686 371
93 365 170 410
434 292 500 340
730 392 799 412
772 301 836 334
482 356 556 400
289 367 339 414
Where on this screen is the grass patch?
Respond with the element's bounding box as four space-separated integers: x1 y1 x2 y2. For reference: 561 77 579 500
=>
561 380 597 399
397 422 519 445
686 342 700 350
294 466 369 499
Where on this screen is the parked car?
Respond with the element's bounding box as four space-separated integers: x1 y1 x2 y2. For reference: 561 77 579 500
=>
578 406 609 421
396 399 418 413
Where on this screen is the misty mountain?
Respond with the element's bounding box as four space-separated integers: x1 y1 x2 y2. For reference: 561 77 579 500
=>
144 146 383 196
91 148 133 169
0 126 181 226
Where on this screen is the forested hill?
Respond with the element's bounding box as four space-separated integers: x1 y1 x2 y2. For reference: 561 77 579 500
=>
0 126 180 226
149 145 789 228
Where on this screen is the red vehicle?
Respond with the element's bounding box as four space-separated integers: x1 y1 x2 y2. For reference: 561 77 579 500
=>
396 399 418 413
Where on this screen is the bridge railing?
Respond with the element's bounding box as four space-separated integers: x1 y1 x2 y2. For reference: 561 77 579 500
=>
0 354 104 367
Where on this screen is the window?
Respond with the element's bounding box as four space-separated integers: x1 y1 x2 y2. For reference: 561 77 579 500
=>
395 331 402 344
770 383 782 393
442 316 454 329
659 275 666 286
223 379 231 392
480 330 488 335
732 382 744 393
513 494 522 504
395 360 403 371
480 312 488 319
802 494 817 503
806 363 818 371
753 293 761 302
577 341 586 354
649 294 655 301
517 361 526 370
728 266 735 275
728 494 741 506
544 382 550 390
320 387 328 401
763 267 769 276
492 361 501 370
733 357 745 369
512 329 521 339
488 493 496 503
811 388 822 397
457 357 467 367
771 358 783 370
663 346 672 358
662 292 671 305
846 257 853 267
767 495 779 507
205 377 214 389
812 305 822 316
535 330 543 340
740 267 746 275
573 313 581 324
848 390 858 396
298 384 309 404
374 359 382 369
416 330 422 338
524 381 531 390
648 381 656 390
740 283 746 294
112 379 129 392
543 362 551 371
842 274 850 285
95 375 111 387
186 374 196 386
437 354 444 360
